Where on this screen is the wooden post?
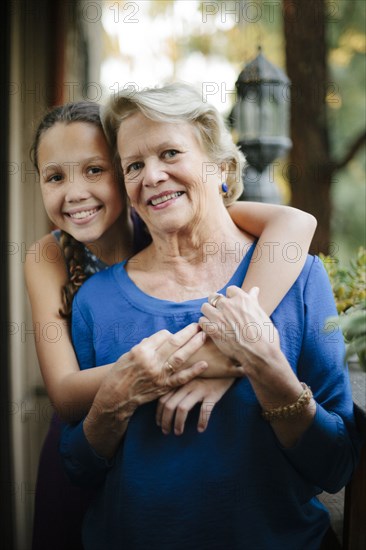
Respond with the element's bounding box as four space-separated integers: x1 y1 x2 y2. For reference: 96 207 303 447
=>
343 404 366 550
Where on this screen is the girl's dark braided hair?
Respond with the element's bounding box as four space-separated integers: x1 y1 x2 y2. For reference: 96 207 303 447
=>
57 231 88 318
30 101 107 318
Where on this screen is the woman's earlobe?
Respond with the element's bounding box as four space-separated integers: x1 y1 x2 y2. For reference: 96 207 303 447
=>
219 182 228 197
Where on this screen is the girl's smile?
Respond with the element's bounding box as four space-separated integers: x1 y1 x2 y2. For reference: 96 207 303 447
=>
38 121 124 245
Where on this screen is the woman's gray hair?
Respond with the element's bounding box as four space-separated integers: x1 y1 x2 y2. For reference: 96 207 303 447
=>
102 82 246 205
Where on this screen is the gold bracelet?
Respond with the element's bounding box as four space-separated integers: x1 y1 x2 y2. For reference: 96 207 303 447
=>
261 383 313 422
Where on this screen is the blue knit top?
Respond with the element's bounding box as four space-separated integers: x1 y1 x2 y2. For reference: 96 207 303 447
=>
61 247 360 550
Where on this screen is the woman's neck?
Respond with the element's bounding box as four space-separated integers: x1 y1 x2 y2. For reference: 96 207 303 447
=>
127 207 254 300
151 207 248 265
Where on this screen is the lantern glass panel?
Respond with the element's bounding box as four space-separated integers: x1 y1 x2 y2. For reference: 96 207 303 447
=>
261 83 289 137
235 83 289 141
238 98 260 140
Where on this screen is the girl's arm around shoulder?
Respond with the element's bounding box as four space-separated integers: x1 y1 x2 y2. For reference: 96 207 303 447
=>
192 204 315 379
24 233 112 422
228 202 317 315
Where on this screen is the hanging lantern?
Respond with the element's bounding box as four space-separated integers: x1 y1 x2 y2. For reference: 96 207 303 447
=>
230 48 292 185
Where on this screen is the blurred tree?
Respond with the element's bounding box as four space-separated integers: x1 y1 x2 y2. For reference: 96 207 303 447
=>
283 0 365 254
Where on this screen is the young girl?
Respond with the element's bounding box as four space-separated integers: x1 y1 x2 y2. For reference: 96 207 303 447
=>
25 101 316 549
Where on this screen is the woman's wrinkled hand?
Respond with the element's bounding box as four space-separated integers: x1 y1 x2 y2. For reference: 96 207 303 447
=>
98 322 209 416
156 377 235 436
83 323 208 458
199 286 281 374
199 286 309 433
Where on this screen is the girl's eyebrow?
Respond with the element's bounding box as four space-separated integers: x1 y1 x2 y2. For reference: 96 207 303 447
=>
83 155 108 162
41 155 107 167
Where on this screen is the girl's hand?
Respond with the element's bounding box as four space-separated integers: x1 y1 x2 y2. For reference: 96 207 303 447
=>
187 337 245 378
156 377 235 436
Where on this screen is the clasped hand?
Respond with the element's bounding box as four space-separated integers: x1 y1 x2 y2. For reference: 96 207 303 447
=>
199 286 308 426
107 322 209 414
199 286 281 375
84 323 209 457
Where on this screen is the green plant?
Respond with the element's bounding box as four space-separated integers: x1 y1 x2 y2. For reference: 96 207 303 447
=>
320 247 366 371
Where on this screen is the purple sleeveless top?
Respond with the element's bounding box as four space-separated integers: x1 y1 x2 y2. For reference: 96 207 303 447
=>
32 211 150 550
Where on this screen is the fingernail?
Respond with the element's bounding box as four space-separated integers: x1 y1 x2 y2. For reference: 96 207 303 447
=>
162 429 169 435
174 428 181 436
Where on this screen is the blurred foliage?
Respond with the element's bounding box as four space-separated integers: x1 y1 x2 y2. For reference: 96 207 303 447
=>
321 247 366 370
321 247 366 313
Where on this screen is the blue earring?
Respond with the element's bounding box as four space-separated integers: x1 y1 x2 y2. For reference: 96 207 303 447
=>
221 182 228 196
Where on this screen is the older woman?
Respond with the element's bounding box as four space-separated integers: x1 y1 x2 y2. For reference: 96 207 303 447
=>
61 83 360 550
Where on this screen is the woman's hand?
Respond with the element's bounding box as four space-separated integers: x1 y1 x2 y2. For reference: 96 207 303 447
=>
83 323 208 458
200 286 281 372
199 287 316 447
199 286 298 398
113 323 209 409
156 378 235 436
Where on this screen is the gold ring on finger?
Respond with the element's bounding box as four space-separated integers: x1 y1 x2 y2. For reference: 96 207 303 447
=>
209 293 224 309
165 362 175 375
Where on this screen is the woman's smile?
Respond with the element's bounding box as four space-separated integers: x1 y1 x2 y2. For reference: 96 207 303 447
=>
118 113 223 235
148 190 185 209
